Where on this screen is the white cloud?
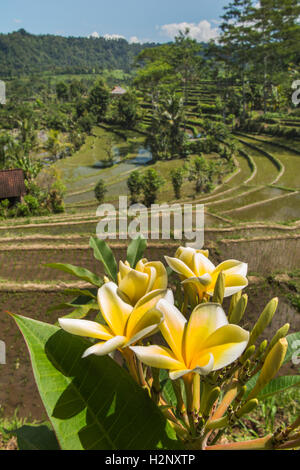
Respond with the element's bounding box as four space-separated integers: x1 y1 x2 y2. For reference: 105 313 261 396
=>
129 36 139 44
87 32 149 43
13 19 22 24
160 20 219 42
128 36 150 44
88 31 100 38
103 33 125 40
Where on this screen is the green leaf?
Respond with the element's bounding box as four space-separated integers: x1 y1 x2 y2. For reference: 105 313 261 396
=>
159 369 177 408
89 237 118 282
166 266 173 277
245 372 260 397
60 302 99 320
126 236 147 268
62 288 97 299
257 375 300 399
12 314 180 450
45 263 103 287
11 424 60 450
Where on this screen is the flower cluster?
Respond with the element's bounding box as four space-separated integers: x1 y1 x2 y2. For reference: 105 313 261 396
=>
46 239 298 449
59 246 249 380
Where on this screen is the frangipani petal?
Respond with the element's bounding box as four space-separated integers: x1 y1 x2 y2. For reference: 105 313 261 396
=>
169 369 192 380
164 256 195 278
184 303 228 366
203 324 249 349
163 288 175 305
175 246 209 267
135 258 147 272
118 268 149 305
82 335 127 358
126 308 163 341
206 274 248 297
144 261 168 291
182 273 212 288
176 246 197 268
192 252 215 277
130 345 184 370
199 249 209 258
214 260 248 278
58 318 113 341
199 325 249 370
118 260 131 279
156 298 187 361
97 282 133 336
124 319 162 347
143 265 157 293
126 289 166 338
191 352 214 375
206 342 248 371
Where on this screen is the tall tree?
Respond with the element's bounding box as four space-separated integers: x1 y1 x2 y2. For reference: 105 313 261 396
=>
88 80 110 123
172 29 203 107
219 0 253 117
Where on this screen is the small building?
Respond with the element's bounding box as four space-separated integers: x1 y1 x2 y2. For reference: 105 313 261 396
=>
110 86 127 97
0 169 26 204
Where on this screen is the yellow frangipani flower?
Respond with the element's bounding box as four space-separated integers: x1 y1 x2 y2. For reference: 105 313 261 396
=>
165 246 248 298
59 281 171 358
131 300 249 380
117 258 168 306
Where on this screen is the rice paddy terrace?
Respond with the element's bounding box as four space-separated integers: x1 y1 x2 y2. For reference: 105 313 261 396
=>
1 79 300 289
55 81 300 226
1 80 300 420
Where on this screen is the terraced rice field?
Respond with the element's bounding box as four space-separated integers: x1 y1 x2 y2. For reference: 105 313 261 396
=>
201 133 300 224
48 81 300 226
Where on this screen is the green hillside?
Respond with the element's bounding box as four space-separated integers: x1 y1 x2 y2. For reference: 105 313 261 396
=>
0 29 157 77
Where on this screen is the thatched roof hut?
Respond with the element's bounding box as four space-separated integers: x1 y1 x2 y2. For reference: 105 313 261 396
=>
0 169 26 202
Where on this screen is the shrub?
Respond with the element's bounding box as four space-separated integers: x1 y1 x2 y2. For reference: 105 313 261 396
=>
141 168 165 207
15 202 30 217
0 199 10 218
94 179 107 204
127 170 143 204
171 167 186 199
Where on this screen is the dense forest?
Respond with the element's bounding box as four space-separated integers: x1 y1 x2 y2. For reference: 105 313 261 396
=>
0 29 157 77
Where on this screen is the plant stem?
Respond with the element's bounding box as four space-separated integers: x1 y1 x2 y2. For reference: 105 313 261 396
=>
205 434 273 450
183 373 196 437
192 373 200 416
210 379 238 421
122 348 141 385
150 367 161 404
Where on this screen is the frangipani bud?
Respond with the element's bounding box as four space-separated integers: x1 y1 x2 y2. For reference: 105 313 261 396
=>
240 344 255 364
206 415 229 430
229 291 242 319
253 340 268 361
265 323 290 356
248 338 288 399
235 385 247 404
258 340 268 354
248 298 278 346
212 272 225 304
236 399 258 418
203 386 221 418
230 294 248 325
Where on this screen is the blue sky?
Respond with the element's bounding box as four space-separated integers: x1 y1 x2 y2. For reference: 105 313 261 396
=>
0 0 229 43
